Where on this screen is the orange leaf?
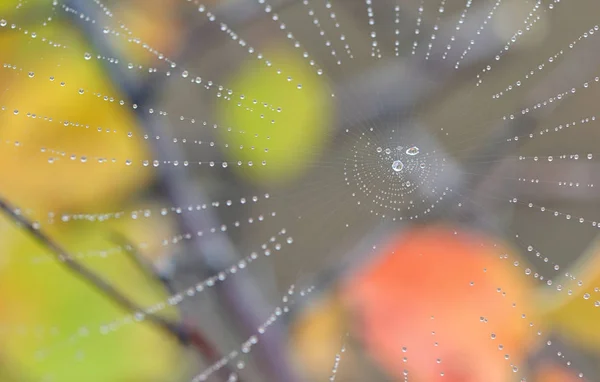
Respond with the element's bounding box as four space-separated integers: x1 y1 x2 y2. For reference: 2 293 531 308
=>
342 225 538 382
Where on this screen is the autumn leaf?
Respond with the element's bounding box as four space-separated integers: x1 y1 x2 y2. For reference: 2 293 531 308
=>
0 22 152 214
538 232 600 355
0 212 185 382
217 44 333 185
291 225 539 381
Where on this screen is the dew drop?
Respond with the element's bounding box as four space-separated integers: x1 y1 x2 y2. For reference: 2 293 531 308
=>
406 146 420 156
392 160 404 172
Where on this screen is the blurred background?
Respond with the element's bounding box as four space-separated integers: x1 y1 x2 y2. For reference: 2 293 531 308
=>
2 0 600 381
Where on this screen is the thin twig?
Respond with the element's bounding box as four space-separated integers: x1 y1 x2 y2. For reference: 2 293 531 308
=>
0 196 237 381
110 231 176 294
108 233 227 366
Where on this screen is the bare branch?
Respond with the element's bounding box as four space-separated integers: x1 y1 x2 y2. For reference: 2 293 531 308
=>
0 196 237 381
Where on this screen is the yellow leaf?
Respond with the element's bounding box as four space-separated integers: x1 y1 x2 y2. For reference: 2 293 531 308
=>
217 44 333 185
0 22 152 213
538 233 600 353
290 290 349 380
0 213 185 382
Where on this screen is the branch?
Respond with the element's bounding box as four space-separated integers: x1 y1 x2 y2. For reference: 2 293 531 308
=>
0 196 237 381
110 231 176 294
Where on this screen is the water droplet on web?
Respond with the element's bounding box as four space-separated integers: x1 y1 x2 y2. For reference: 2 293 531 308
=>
392 160 404 172
406 146 420 156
